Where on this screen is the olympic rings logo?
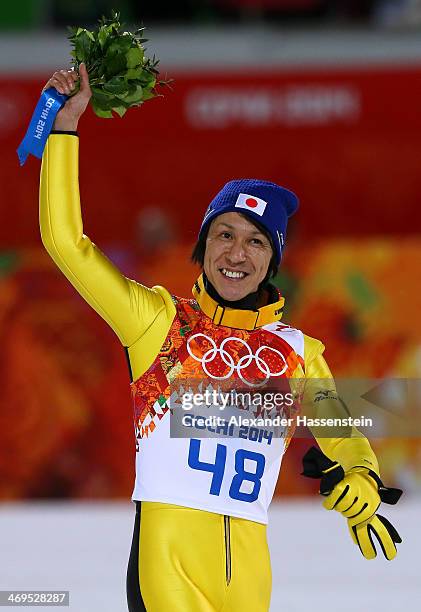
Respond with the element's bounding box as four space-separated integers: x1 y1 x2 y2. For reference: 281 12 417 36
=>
186 333 288 387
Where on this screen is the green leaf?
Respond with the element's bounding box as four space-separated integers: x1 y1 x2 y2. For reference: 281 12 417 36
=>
103 76 128 94
126 46 144 68
91 86 112 103
122 84 143 104
142 90 156 101
141 75 156 88
74 31 93 63
92 88 123 110
105 53 127 78
113 96 132 108
94 95 120 111
91 99 113 118
98 26 111 49
113 106 127 117
125 67 143 80
106 36 132 58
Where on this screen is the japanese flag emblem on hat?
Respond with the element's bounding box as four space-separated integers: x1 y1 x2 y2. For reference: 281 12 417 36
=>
234 193 267 216
199 179 299 265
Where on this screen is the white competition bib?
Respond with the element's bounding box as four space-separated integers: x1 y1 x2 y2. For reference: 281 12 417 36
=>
131 321 305 524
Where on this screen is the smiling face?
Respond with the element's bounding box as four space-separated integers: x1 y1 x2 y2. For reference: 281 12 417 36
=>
203 212 273 301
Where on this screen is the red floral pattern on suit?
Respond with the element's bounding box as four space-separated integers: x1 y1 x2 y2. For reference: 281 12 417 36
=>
131 295 304 444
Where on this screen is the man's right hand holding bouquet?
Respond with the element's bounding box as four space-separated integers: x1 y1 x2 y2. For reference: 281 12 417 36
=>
44 63 92 132
18 11 169 165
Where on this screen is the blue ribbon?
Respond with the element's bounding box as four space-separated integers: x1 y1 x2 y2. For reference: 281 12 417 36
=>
17 88 68 166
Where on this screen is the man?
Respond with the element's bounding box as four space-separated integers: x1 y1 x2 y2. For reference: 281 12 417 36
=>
40 65 401 612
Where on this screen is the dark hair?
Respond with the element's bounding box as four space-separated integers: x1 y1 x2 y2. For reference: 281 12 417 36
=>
191 213 279 280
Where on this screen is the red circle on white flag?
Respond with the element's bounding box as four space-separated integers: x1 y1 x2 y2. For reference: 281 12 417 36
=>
245 197 258 208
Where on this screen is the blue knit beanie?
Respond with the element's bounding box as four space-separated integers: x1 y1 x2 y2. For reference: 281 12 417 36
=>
199 179 299 265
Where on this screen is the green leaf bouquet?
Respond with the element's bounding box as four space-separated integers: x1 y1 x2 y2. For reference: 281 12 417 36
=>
68 10 170 118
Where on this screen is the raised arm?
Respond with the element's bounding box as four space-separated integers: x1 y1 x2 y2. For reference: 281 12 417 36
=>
39 65 175 348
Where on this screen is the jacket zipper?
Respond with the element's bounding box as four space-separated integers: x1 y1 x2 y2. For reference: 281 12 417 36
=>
224 515 232 585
